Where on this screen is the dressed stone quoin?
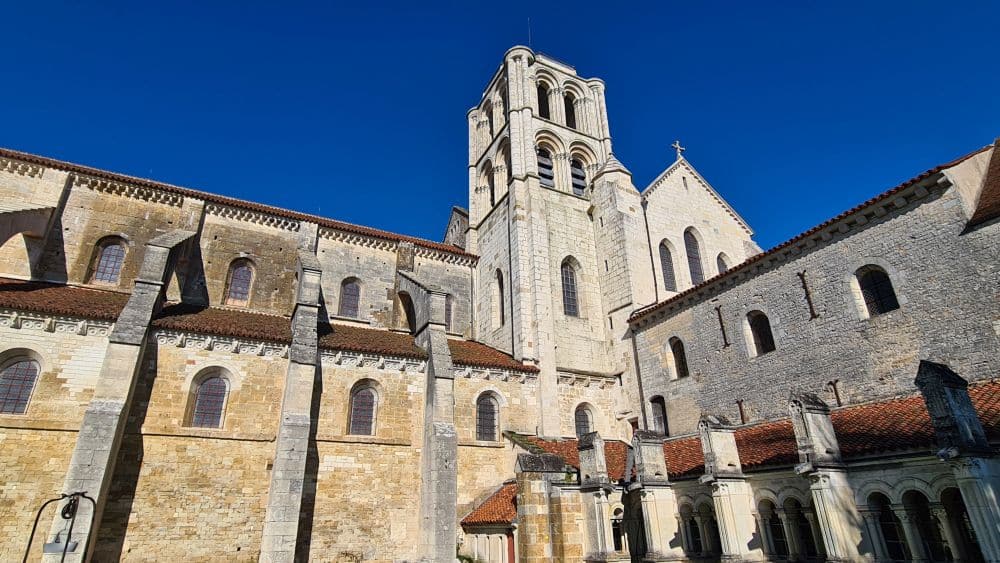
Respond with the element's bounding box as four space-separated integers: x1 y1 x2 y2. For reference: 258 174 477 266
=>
0 45 998 562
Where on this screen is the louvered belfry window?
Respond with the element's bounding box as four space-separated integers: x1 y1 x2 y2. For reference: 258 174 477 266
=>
349 386 377 436
537 148 555 188
570 159 587 196
684 229 704 285
857 266 900 316
191 376 228 428
92 240 125 284
0 359 40 414
659 242 677 292
476 395 499 441
537 85 550 119
561 261 579 317
339 279 361 318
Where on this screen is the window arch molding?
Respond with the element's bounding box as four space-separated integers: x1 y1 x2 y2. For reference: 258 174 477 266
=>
743 307 779 358
481 159 496 208
185 366 235 429
337 276 363 319
534 73 558 119
0 347 47 415
89 235 129 285
347 378 382 436
573 401 599 438
568 143 597 197
534 131 565 190
844 258 906 320
658 239 679 292
683 227 707 286
223 257 256 307
666 336 690 380
716 252 732 275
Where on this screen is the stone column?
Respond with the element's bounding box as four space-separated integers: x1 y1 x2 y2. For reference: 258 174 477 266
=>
44 229 196 562
630 430 685 561
859 509 889 561
777 509 802 561
756 514 775 555
398 271 459 562
578 432 627 562
789 393 864 561
931 505 966 562
803 510 825 557
895 507 929 562
915 361 1000 561
698 415 764 562
259 251 322 562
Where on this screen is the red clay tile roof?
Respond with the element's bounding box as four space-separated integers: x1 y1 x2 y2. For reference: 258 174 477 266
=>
662 435 705 478
0 147 476 260
0 277 127 320
448 339 539 373
629 143 993 324
461 481 518 527
522 436 630 481
736 419 799 470
318 323 427 360
968 141 1000 226
153 303 292 343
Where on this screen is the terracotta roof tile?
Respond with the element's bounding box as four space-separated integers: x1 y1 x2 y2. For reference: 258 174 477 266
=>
0 277 127 320
448 339 539 373
736 419 799 470
0 147 476 259
153 303 292 343
630 144 992 324
461 482 518 527
968 141 1000 226
317 323 427 360
524 436 630 481
662 436 705 478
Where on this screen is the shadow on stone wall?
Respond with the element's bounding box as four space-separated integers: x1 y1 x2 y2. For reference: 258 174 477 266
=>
294 361 323 561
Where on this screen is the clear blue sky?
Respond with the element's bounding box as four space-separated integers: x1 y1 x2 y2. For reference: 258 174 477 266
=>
2 2 997 249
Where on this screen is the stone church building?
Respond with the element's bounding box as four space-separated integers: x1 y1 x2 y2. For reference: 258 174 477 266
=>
0 46 998 562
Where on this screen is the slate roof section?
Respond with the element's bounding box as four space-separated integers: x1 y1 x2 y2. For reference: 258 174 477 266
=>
968 140 1000 226
461 481 518 527
629 143 993 324
0 147 476 259
0 277 127 320
0 277 535 372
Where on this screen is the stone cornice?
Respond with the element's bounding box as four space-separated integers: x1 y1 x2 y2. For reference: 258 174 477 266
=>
557 372 618 390
205 202 301 232
414 245 478 266
73 172 184 207
0 155 45 178
319 226 399 252
155 329 289 357
0 309 113 337
452 365 538 384
321 349 427 374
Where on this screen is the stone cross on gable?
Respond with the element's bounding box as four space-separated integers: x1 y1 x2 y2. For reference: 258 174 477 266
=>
672 140 686 159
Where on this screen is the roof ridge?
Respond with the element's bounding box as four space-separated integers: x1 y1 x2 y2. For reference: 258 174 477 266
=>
0 147 477 260
630 142 993 324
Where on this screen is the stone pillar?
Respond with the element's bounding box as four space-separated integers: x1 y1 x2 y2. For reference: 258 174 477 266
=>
803 510 825 557
515 453 572 563
788 392 863 561
915 361 1000 561
259 251 322 562
631 430 685 561
931 504 966 562
578 432 627 562
777 509 802 560
859 509 890 561
697 416 764 562
44 229 196 562
399 271 459 562
896 507 930 562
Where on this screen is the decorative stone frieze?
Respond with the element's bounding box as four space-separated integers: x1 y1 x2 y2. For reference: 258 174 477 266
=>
0 155 45 178
0 309 113 337
73 172 184 206
204 202 300 232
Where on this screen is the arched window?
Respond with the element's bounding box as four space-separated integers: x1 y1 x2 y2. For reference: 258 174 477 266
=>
611 508 625 551
537 84 550 119
747 310 776 356
444 294 454 332
570 158 587 196
574 404 593 438
564 93 577 129
670 337 690 379
659 241 677 292
190 376 229 428
484 161 496 208
537 147 555 188
90 237 126 284
224 259 254 306
868 493 909 560
476 394 499 441
561 260 579 317
856 265 900 316
684 228 704 285
349 383 378 436
650 396 668 435
494 269 505 327
716 253 731 274
338 278 361 318
0 358 40 414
